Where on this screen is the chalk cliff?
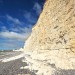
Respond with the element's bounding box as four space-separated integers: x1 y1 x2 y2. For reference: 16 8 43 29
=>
24 0 75 75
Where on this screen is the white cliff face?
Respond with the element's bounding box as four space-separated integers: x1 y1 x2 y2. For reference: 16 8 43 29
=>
23 0 75 75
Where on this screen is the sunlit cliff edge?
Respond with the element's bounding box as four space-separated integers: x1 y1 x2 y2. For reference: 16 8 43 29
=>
23 0 75 75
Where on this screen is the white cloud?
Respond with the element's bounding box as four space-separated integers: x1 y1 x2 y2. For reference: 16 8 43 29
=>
0 30 30 41
11 24 32 33
0 27 31 50
24 11 37 23
19 25 32 33
6 15 22 25
33 2 42 15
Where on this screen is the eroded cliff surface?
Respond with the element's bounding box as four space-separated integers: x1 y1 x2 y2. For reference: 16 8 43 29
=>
23 0 75 75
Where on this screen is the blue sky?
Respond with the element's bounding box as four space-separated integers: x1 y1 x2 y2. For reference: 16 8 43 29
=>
0 0 45 50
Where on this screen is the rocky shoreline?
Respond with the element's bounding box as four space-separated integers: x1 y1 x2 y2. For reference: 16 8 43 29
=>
0 51 36 75
23 51 75 75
